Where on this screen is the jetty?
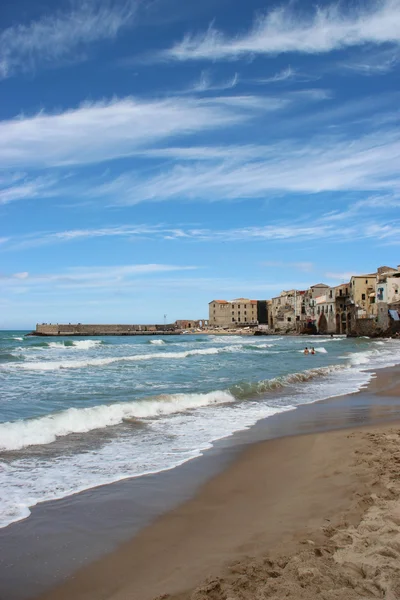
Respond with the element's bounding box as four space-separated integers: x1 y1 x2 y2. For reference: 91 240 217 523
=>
30 324 180 337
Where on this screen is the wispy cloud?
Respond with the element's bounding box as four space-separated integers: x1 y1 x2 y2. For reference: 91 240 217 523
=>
0 175 59 204
185 70 239 93
0 95 283 169
159 0 400 62
338 48 400 76
4 214 400 252
325 272 356 281
0 0 137 79
262 261 314 272
85 129 400 204
254 66 319 85
1 264 198 290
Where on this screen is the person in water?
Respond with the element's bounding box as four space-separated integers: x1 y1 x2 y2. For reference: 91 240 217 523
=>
311 347 315 355
304 347 309 355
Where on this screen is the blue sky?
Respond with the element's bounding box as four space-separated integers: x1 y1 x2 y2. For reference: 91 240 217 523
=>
1 0 399 328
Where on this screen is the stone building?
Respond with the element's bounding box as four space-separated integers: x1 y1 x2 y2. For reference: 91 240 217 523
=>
209 298 258 327
335 283 351 334
175 319 209 330
269 290 305 332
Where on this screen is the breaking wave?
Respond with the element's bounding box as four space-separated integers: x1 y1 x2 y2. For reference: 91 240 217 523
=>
230 364 345 399
148 339 166 345
0 364 347 451
1 347 235 371
0 391 235 451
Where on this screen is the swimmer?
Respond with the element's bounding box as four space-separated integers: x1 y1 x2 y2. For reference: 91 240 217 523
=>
304 347 309 355
311 347 315 355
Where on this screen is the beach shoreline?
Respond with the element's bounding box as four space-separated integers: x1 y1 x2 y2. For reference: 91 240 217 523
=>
0 364 396 600
32 367 400 600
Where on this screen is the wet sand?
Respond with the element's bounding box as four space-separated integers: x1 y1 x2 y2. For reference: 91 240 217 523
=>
1 367 400 600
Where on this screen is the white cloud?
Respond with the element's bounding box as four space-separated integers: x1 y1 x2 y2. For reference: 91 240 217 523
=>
253 66 319 85
1 264 198 289
339 48 400 76
0 95 281 169
185 70 239 93
6 214 400 253
86 130 400 203
0 175 58 204
262 261 314 272
160 0 400 62
0 0 137 79
325 272 356 281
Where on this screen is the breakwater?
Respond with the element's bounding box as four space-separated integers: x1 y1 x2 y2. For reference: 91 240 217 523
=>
31 324 180 336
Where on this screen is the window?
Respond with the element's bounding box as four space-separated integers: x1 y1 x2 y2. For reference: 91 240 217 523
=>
232 318 235 322
362 293 366 300
244 304 247 308
339 289 342 296
329 290 333 298
287 317 291 322
244 311 247 315
213 304 215 308
330 305 333 312
232 311 234 315
346 288 348 295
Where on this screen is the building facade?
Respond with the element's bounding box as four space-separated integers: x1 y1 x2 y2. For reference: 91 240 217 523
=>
335 283 351 334
209 298 258 327
269 290 304 332
349 274 377 319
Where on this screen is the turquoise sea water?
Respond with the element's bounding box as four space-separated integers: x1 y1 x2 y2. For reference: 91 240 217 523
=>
1 330 400 529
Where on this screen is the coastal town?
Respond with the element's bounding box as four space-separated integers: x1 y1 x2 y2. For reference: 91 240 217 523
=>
33 264 400 338
206 264 400 337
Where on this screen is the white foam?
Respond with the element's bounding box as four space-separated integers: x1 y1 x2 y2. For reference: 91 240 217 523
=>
47 340 102 350
254 343 274 348
0 390 235 451
13 337 23 341
2 347 226 371
0 360 373 530
72 340 103 349
149 339 166 345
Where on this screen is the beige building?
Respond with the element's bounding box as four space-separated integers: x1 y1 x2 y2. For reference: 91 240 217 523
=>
349 273 377 318
209 298 258 327
314 287 337 334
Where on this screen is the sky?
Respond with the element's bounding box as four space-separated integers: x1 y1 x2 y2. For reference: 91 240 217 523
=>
0 0 399 329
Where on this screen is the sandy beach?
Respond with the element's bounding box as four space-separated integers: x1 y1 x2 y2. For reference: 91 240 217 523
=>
30 368 400 600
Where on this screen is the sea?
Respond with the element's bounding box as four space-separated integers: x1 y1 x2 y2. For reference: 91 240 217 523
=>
1 330 400 531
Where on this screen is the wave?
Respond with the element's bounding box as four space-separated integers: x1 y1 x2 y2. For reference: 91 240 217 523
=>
148 339 166 345
0 390 235 451
0 353 21 363
244 343 274 349
3 347 226 371
13 337 23 341
0 363 349 451
230 364 345 399
349 349 379 365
